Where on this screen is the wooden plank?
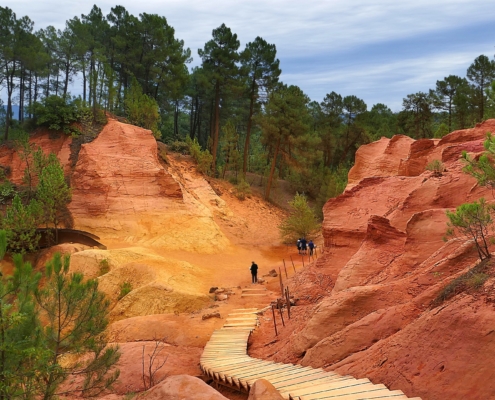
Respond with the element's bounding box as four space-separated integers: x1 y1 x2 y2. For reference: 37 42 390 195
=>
286 379 377 398
311 389 407 399
272 370 340 386
279 376 360 394
236 364 297 381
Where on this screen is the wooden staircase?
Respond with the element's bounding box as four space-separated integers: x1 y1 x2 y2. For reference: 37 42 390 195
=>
200 309 422 400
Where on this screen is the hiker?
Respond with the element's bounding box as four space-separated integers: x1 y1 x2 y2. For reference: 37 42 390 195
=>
301 238 307 254
308 240 315 255
297 238 302 254
250 261 259 283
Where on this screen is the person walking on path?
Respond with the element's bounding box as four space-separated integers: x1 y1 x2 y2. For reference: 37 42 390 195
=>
301 238 307 254
308 240 315 256
250 261 259 283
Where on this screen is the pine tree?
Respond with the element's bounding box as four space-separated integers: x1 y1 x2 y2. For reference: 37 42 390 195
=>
36 253 120 398
279 193 321 243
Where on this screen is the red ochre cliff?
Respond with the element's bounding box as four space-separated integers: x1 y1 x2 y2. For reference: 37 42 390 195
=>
249 120 495 400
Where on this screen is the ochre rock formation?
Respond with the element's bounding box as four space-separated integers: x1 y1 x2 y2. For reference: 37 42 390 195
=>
247 379 285 400
69 118 230 253
256 120 495 400
139 375 229 399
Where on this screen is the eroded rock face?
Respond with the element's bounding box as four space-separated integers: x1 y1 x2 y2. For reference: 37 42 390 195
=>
0 130 72 184
69 118 230 253
139 375 229 400
284 121 495 400
248 379 284 400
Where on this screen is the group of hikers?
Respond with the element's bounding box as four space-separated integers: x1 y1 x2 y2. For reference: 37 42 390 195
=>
297 238 315 255
249 239 315 283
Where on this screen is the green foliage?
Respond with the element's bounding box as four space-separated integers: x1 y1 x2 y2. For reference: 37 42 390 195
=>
219 120 241 179
99 258 110 275
434 122 450 138
125 78 162 139
315 167 349 218
234 179 252 200
0 240 120 398
0 250 45 399
0 180 14 204
186 136 213 175
257 84 311 200
279 193 321 244
433 259 491 306
425 159 445 175
30 95 79 135
462 132 495 189
36 158 72 241
118 281 132 300
2 194 42 253
168 140 189 154
446 198 495 261
36 253 120 398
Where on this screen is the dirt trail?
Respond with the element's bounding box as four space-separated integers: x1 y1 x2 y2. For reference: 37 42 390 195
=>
84 149 310 398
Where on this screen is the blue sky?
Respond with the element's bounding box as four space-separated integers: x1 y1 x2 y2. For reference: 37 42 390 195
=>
5 0 495 111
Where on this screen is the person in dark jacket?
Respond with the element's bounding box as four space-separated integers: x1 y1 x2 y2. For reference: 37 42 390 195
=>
301 238 307 254
250 261 259 283
308 240 315 255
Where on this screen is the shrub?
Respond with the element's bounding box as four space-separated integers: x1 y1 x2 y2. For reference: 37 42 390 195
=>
118 281 133 300
31 95 78 135
99 258 110 275
425 159 445 176
433 259 492 306
234 179 251 200
279 193 321 244
186 137 213 175
446 198 494 261
0 180 15 204
168 140 189 154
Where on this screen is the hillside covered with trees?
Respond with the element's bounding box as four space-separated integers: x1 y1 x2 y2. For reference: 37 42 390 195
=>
2 4 495 208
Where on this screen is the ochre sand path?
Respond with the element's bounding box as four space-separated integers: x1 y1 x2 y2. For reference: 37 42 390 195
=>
201 309 422 400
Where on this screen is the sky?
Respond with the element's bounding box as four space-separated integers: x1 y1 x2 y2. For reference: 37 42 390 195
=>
5 0 495 111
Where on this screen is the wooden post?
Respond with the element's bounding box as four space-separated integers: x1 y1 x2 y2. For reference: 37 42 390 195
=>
283 259 288 279
290 256 296 273
278 299 285 327
271 305 278 336
279 267 284 295
286 287 291 320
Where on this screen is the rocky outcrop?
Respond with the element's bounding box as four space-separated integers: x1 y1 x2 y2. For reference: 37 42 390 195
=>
69 118 230 252
277 121 495 400
248 379 285 400
139 375 229 400
0 130 72 184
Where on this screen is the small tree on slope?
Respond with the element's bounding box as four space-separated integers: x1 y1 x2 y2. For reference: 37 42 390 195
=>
446 198 495 261
279 193 321 244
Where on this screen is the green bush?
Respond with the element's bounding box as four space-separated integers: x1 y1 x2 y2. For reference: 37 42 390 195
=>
425 159 445 175
99 258 110 275
168 140 189 154
118 281 133 300
433 260 491 306
0 180 15 204
31 95 78 135
186 137 213 175
234 179 251 200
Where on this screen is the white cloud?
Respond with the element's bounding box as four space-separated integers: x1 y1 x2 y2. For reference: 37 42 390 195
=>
4 0 495 109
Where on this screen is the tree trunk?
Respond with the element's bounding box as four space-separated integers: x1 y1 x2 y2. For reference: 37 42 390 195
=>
212 81 221 175
82 67 87 103
243 79 256 176
63 61 70 97
5 63 16 141
265 136 281 200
